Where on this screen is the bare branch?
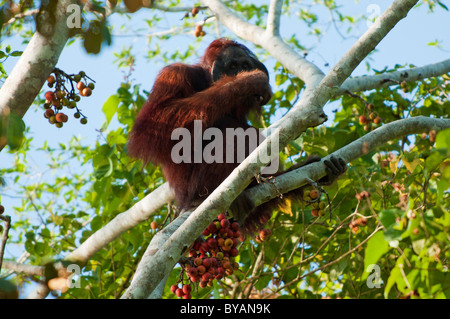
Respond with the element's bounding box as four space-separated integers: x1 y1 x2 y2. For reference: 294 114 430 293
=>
1 260 45 277
266 0 283 36
340 58 450 93
0 215 12 270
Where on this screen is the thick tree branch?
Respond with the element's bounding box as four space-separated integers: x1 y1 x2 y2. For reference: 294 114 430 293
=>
266 0 283 36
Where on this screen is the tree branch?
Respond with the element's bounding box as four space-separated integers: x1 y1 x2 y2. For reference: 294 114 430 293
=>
266 0 283 36
0 215 12 271
339 58 450 93
1 260 45 277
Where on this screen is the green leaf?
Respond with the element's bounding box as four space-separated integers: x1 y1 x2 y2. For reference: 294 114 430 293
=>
384 254 404 298
435 128 450 151
90 216 103 232
9 51 23 57
437 1 448 10
363 231 390 280
93 157 113 179
425 150 446 172
379 209 404 241
102 95 120 126
0 113 26 150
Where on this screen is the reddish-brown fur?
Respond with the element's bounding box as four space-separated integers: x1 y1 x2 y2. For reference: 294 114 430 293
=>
128 38 344 233
128 39 271 217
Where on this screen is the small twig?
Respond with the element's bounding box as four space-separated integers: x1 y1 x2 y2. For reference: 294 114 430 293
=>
0 215 12 271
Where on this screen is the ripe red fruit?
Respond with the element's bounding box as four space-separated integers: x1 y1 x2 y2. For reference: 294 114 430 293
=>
229 248 239 257
182 293 191 299
218 213 227 221
188 267 198 277
231 222 240 231
259 229 272 241
45 91 55 101
176 288 184 297
170 284 178 293
217 267 225 276
207 237 216 248
202 258 211 268
197 265 206 275
208 267 217 276
199 242 209 254
194 257 203 266
373 116 382 124
220 219 230 229
359 115 369 125
82 87 92 97
193 240 202 251
195 24 203 34
201 272 212 282
222 260 232 270
202 228 210 236
55 113 68 123
191 6 199 16
150 221 158 230
311 209 319 217
76 81 86 91
182 284 192 294
47 75 56 84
